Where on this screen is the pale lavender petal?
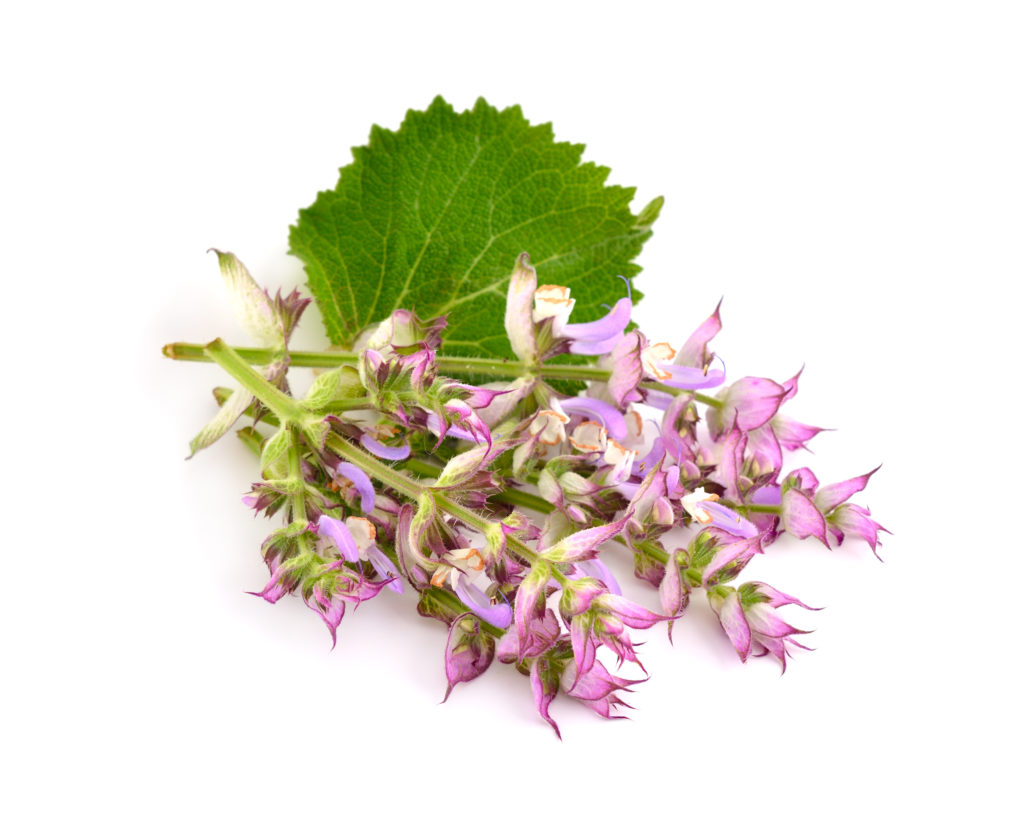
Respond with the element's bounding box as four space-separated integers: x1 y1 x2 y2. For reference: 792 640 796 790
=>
644 391 673 410
745 581 821 610
360 432 411 461
660 394 693 462
657 359 726 390
574 558 622 595
773 415 826 452
658 557 688 624
247 566 292 604
607 331 644 407
459 385 508 410
565 659 644 702
665 465 681 496
781 489 828 545
633 437 666 478
745 425 783 476
787 467 820 493
570 334 623 356
515 564 551 648
829 503 888 556
560 396 627 440
746 603 805 638
315 515 359 561
559 297 632 341
443 613 495 701
559 577 607 617
715 377 788 434
815 466 881 515
675 299 722 368
306 586 345 648
570 615 597 678
703 539 759 584
779 365 804 404
336 462 376 514
454 576 512 629
241 495 258 509
750 484 781 505
426 412 479 442
614 481 641 500
716 428 747 501
596 594 669 628
366 545 403 593
708 589 752 661
542 513 632 563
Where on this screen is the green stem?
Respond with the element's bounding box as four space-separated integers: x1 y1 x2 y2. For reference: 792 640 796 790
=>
495 486 554 514
325 434 424 501
288 427 307 524
168 341 724 406
741 503 782 514
644 380 723 408
202 339 306 423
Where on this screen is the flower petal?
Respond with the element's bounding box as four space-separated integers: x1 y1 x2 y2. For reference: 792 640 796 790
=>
315 515 360 562
708 588 752 661
781 488 829 545
366 545 403 593
674 299 722 369
359 432 411 461
558 297 632 341
336 462 376 514
814 466 882 515
560 396 628 441
452 578 512 629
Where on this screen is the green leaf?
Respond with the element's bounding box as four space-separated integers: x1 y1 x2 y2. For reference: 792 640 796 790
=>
289 96 660 355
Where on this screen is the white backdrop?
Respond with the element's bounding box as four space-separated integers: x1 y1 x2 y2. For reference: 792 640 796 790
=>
2 2 1020 811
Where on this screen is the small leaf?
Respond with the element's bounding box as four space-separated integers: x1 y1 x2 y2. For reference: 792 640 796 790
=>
289 96 659 355
211 250 283 347
188 386 253 458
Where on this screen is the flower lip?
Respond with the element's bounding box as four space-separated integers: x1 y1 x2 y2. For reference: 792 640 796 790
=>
360 432 411 461
560 396 628 441
558 297 632 342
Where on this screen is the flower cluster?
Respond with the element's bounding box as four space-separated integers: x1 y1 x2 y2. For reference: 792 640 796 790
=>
180 250 887 737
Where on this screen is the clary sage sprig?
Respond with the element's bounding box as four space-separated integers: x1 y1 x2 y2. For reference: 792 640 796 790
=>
165 250 886 736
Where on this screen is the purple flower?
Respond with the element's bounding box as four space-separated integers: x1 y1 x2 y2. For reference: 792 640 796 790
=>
775 466 887 553
443 613 496 701
541 513 633 563
707 377 789 438
607 331 646 407
708 582 816 671
681 487 759 538
431 547 511 628
561 659 644 720
334 462 376 514
364 309 446 389
304 583 347 648
560 297 632 356
642 340 726 390
359 432 410 461
345 517 403 594
675 299 722 370
314 515 360 562
563 588 670 679
426 399 492 447
560 396 628 441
